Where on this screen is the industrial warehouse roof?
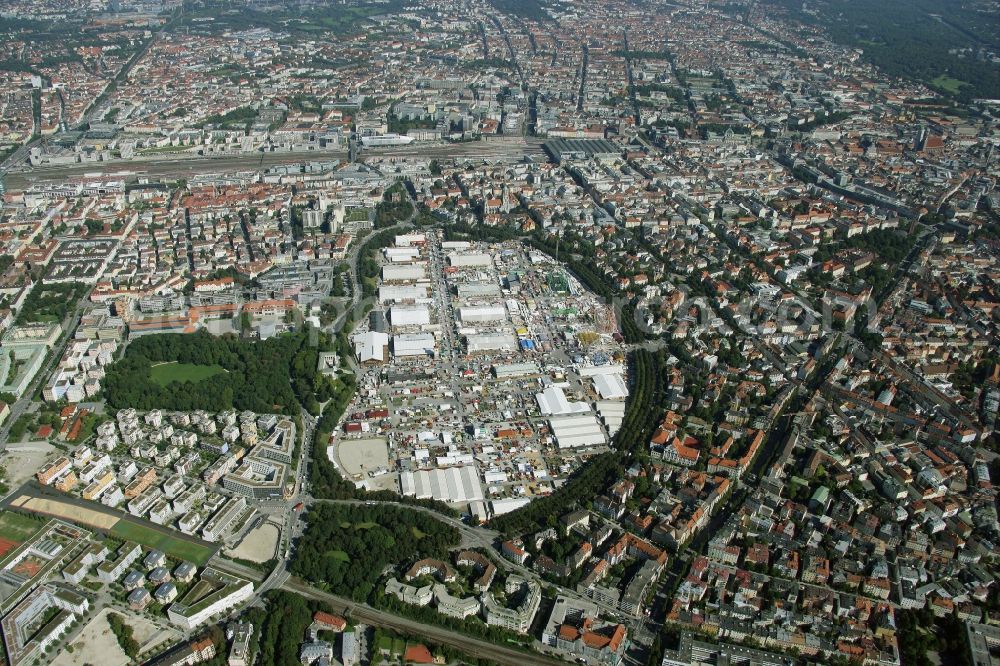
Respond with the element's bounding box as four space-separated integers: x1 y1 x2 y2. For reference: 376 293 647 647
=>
400 465 484 503
536 386 591 416
447 252 492 268
379 284 430 303
492 362 541 378
549 414 606 449
457 282 502 297
390 304 431 327
592 373 628 400
382 264 426 281
393 332 436 356
354 331 389 363
459 305 507 323
465 332 517 352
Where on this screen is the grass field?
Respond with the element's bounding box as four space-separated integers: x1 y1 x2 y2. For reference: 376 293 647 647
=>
137 145 193 155
149 362 227 387
0 510 45 543
110 519 215 565
345 207 370 222
931 75 966 95
325 549 351 562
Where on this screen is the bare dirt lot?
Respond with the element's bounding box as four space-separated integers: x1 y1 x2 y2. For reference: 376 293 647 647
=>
226 520 280 563
10 495 120 529
1 442 56 488
54 608 180 666
55 612 129 666
336 437 389 476
132 613 180 655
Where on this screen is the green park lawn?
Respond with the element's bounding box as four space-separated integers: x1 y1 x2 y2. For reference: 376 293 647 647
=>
110 519 215 565
149 362 227 387
325 550 351 562
931 75 966 95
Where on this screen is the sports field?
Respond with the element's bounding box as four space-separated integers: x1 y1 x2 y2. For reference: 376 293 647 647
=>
0 537 18 559
149 362 227 387
0 510 44 543
109 519 215 565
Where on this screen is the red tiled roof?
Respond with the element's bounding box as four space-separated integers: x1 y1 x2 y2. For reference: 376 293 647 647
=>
313 611 346 630
558 624 580 641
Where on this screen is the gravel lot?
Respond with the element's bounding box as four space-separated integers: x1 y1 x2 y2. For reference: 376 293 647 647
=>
54 609 128 666
337 437 389 476
0 442 56 488
227 520 280 563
